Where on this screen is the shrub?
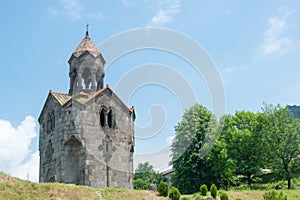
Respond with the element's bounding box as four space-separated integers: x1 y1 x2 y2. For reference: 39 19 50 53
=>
181 197 190 200
210 184 218 199
192 194 202 200
263 190 287 200
220 191 229 200
200 184 208 196
236 199 242 200
168 187 181 200
157 181 168 197
134 178 150 190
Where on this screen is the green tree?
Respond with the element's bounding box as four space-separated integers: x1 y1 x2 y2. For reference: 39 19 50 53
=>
224 111 266 187
170 104 214 194
207 115 236 188
262 104 300 189
134 162 163 184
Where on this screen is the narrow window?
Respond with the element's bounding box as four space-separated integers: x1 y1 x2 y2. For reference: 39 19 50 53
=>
108 109 112 128
47 115 51 133
108 108 116 128
100 108 106 127
106 166 110 187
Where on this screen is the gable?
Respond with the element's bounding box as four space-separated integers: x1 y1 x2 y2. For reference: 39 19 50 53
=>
86 87 131 113
38 91 69 123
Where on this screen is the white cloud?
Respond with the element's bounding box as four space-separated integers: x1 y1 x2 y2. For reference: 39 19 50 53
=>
224 67 237 73
49 0 104 21
11 151 40 183
257 8 294 59
149 0 181 26
0 116 39 182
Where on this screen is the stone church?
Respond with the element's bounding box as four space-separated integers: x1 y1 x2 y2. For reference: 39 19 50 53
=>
38 30 135 188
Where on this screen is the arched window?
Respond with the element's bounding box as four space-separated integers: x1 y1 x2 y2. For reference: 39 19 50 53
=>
108 108 116 128
100 107 107 127
82 67 91 89
46 114 51 133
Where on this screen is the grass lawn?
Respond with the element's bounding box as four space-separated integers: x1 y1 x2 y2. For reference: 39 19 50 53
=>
0 172 166 200
2 172 300 200
182 190 300 200
228 189 300 200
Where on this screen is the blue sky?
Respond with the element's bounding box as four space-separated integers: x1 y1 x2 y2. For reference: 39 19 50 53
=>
0 1 300 182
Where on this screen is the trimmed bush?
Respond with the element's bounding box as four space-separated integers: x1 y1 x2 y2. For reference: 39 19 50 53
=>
157 181 168 197
134 178 150 190
200 184 208 196
263 190 287 200
210 184 218 199
168 187 181 200
192 194 202 200
181 197 190 200
220 191 229 200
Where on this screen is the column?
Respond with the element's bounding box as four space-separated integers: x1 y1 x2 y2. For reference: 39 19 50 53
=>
77 72 83 90
104 111 108 127
91 71 96 91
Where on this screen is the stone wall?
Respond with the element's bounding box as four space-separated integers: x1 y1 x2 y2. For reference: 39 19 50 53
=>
39 90 134 189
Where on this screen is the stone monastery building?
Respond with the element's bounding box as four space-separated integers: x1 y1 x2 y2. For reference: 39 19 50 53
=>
38 30 135 188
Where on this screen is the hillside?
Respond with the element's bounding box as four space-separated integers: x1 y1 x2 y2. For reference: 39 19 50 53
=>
0 173 167 200
288 105 300 118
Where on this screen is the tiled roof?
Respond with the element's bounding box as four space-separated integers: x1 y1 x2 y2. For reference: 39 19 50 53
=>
161 168 175 176
50 87 107 106
50 85 131 112
73 35 100 57
50 91 72 106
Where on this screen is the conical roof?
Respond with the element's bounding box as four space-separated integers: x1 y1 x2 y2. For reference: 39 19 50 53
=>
73 32 101 57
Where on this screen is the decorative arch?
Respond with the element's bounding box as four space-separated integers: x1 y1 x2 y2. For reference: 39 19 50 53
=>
46 111 55 133
100 106 108 127
63 135 83 184
45 139 54 162
82 67 92 89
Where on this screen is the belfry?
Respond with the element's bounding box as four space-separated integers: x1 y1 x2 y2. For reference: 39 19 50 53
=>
38 30 135 188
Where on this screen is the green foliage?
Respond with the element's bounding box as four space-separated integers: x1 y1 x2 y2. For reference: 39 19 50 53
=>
210 184 218 198
192 194 202 200
220 191 229 200
133 178 150 190
181 197 190 200
157 181 168 197
236 199 242 200
200 184 208 196
262 104 300 189
169 103 300 191
168 187 181 200
263 190 287 200
170 104 215 194
223 111 267 187
134 162 163 184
